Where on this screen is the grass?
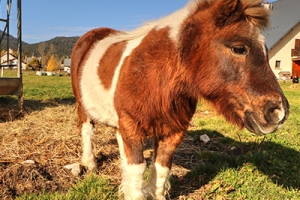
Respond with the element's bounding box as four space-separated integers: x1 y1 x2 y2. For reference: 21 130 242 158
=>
183 81 300 199
2 70 300 199
16 174 118 200
22 71 73 101
1 70 73 101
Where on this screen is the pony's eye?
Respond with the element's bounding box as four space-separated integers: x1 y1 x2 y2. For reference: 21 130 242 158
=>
231 45 247 55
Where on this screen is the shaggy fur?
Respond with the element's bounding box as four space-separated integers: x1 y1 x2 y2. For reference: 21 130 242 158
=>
71 0 289 199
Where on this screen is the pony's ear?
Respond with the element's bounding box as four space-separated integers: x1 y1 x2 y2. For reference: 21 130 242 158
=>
213 0 240 28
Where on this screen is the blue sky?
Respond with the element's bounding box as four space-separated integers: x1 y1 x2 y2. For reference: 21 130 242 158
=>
1 0 276 44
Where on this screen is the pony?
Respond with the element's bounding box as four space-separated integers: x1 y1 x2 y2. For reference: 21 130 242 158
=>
70 0 289 199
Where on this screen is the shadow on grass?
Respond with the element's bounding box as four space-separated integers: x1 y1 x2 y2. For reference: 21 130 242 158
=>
170 129 300 198
2 95 299 198
0 95 76 123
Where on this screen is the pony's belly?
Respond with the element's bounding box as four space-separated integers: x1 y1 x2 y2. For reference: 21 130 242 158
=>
85 103 119 127
80 78 119 128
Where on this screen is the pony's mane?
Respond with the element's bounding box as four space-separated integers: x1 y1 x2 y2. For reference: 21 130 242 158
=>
116 0 269 42
188 0 270 29
241 0 270 29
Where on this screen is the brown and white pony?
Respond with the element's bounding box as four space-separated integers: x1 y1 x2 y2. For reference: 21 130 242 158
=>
71 0 289 199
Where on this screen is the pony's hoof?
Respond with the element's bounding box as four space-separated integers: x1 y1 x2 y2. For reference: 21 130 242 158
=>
81 158 96 170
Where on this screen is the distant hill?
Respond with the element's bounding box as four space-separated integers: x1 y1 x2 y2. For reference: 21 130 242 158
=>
0 30 79 58
0 30 26 50
23 36 80 58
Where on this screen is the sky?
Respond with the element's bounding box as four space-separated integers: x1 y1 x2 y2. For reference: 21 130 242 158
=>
1 0 276 44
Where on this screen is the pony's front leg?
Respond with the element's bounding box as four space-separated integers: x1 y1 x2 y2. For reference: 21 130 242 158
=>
81 119 96 170
116 131 146 200
146 132 184 200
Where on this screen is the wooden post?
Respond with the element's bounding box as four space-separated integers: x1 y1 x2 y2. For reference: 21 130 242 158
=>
0 0 23 110
17 0 23 109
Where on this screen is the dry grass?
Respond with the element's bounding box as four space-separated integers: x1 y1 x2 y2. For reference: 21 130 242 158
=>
1 80 299 199
0 98 212 199
0 99 122 199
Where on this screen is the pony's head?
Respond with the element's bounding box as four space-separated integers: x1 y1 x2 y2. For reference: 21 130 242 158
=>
179 0 289 134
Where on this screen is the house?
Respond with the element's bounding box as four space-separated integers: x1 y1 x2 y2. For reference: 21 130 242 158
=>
263 0 300 79
0 49 27 70
63 58 71 73
63 58 71 67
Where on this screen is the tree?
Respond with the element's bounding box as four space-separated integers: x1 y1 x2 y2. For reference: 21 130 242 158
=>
37 42 47 67
47 55 58 71
26 57 41 70
44 44 57 70
11 49 18 57
1 49 6 56
37 42 47 57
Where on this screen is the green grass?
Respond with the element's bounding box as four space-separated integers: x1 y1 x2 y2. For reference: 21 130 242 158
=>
16 173 118 200
1 70 73 101
184 82 300 199
3 70 300 199
22 71 73 101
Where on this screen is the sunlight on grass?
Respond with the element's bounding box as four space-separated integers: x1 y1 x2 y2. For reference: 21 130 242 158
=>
2 70 300 199
185 82 300 199
206 164 299 199
22 71 73 101
16 173 118 200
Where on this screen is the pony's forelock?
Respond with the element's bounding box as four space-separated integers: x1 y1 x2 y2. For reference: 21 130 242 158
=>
241 0 270 29
187 0 270 29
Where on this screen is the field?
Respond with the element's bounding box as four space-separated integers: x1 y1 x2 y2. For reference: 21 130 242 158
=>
1 70 300 199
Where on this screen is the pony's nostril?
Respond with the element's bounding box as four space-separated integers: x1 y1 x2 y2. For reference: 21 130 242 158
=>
265 103 285 124
273 107 285 123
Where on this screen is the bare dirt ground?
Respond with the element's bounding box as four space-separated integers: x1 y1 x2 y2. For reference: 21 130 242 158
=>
0 98 226 200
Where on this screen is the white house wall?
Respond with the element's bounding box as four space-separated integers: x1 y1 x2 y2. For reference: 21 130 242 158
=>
268 22 300 79
0 53 16 64
0 53 27 70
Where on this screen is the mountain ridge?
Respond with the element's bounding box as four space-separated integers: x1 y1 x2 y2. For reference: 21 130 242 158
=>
0 31 79 58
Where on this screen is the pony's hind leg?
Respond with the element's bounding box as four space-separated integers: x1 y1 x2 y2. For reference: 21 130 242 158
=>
116 131 146 200
81 119 96 170
145 132 184 200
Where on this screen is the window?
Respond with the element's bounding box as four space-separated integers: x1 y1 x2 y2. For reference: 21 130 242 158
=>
275 60 281 70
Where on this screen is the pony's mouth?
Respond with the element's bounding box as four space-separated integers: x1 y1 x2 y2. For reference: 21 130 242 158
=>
244 110 284 135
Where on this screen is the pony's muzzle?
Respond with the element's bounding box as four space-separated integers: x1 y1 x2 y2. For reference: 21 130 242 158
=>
244 97 289 135
264 101 286 124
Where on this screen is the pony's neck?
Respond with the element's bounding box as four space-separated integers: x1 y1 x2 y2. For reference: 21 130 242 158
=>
120 2 193 43
154 6 191 42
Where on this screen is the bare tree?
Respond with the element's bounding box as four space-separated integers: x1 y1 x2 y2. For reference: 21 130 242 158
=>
43 44 58 69
48 44 57 56
37 42 47 67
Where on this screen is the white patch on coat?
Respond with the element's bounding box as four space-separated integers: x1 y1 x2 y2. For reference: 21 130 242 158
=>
116 132 146 199
155 6 190 42
79 1 197 128
80 31 146 128
137 1 196 42
258 33 267 56
81 120 96 170
145 163 170 200
250 23 267 56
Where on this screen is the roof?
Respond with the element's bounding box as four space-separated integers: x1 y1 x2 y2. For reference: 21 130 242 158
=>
25 57 42 63
64 59 71 66
263 0 300 49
